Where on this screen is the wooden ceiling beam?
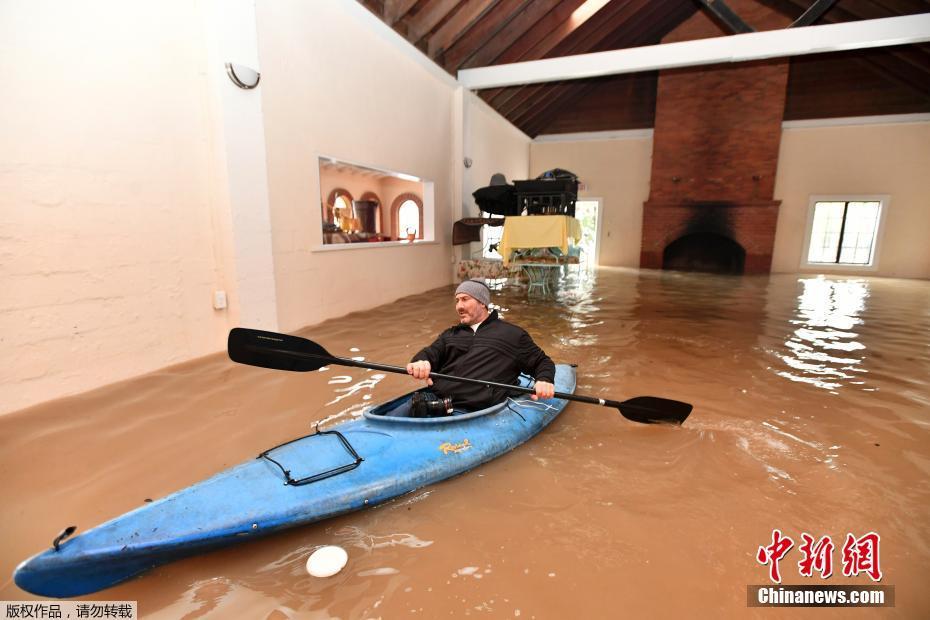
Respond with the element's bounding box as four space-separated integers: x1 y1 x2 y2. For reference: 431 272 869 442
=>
492 0 591 65
696 0 755 33
458 14 930 89
459 0 565 70
514 0 694 132
477 0 596 107
493 0 667 116
384 0 420 25
855 49 930 98
406 0 467 47
516 81 600 136
789 0 838 27
490 0 657 114
441 0 535 71
427 0 499 59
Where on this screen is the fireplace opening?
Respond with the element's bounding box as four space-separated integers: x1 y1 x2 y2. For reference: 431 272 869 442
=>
663 233 746 275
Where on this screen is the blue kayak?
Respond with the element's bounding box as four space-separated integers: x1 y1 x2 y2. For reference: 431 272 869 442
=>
14 364 576 598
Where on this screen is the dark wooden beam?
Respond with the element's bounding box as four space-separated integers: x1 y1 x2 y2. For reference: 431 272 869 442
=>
490 0 659 114
491 0 590 65
406 0 466 47
494 0 672 118
441 0 535 71
536 72 659 135
458 0 565 70
384 0 420 25
427 0 500 59
789 0 838 26
515 0 693 134
855 48 930 99
696 0 755 33
476 0 590 109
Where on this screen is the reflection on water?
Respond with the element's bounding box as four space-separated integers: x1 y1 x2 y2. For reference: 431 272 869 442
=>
1 268 929 617
775 277 870 391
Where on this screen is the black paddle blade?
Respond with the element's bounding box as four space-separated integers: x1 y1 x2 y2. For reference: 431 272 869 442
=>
228 328 333 372
617 396 692 425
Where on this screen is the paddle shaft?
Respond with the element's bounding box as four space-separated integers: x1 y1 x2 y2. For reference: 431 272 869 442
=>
254 345 615 407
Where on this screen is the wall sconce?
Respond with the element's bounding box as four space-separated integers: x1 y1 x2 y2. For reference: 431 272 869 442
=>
225 63 260 90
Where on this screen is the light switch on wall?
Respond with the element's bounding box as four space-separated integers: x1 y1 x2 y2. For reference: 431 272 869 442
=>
213 290 227 310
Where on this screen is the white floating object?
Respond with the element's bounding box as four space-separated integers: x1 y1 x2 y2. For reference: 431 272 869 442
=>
306 545 348 577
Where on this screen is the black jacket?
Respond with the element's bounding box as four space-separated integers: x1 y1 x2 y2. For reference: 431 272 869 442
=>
411 310 555 410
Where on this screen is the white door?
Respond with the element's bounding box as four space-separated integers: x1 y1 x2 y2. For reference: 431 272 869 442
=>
574 199 601 268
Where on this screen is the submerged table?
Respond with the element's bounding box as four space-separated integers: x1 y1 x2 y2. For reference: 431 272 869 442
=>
498 215 582 266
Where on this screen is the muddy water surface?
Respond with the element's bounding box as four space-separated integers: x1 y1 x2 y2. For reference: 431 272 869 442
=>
2 268 929 618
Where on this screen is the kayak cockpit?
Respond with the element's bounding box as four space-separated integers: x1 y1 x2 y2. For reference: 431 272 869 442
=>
362 389 509 424
363 374 535 425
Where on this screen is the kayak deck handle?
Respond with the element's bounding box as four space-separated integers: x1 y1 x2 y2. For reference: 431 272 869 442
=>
258 428 363 486
52 525 77 551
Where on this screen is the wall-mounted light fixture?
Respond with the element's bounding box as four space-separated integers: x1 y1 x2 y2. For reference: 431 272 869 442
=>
225 63 260 89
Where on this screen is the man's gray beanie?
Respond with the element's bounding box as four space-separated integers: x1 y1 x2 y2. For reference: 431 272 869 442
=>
455 278 491 307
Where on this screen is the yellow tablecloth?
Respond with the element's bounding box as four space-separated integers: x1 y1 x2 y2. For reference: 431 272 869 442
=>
498 215 582 265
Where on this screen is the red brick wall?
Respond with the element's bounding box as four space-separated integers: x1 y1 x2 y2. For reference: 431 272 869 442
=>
642 0 791 273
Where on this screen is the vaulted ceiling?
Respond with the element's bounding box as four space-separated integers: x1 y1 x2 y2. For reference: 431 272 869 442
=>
357 0 930 137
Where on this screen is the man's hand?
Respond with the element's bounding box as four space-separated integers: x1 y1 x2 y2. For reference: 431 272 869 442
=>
406 360 433 386
531 380 555 401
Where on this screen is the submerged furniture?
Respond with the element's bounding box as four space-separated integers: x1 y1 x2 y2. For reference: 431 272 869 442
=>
514 178 578 217
517 262 560 296
498 215 582 266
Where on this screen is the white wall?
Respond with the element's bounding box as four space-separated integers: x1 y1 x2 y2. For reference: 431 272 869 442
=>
255 1 459 329
531 120 930 277
530 133 654 267
771 119 930 279
459 91 531 258
463 92 530 217
0 1 232 415
0 0 533 417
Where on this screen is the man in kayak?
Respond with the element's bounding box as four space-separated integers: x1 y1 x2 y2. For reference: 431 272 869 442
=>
406 278 556 415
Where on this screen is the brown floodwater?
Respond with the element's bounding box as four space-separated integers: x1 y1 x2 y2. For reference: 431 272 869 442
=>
1 268 929 618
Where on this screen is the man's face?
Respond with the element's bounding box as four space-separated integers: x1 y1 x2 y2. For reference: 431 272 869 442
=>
455 293 488 326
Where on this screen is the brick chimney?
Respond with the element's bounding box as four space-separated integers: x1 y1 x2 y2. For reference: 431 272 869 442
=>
641 0 791 274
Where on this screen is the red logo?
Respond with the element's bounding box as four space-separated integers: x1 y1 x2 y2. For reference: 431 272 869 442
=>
757 530 882 583
798 533 834 579
842 532 883 582
756 529 794 584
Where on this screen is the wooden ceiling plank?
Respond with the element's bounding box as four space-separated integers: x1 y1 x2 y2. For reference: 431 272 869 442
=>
490 0 656 112
460 0 566 70
385 0 420 25
427 0 499 59
441 0 535 71
477 0 593 106
492 0 590 65
856 51 930 97
514 0 689 131
407 0 468 46
516 81 595 134
493 0 663 114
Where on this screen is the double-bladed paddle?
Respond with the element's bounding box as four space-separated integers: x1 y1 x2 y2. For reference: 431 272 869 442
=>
228 327 692 425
